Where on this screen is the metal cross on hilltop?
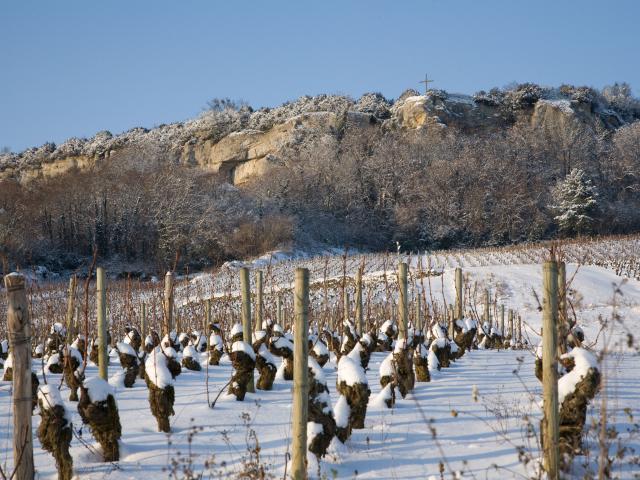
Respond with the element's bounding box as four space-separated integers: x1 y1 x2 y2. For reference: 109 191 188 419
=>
419 74 434 94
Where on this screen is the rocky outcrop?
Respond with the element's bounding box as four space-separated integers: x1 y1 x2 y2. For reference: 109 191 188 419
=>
2 85 636 185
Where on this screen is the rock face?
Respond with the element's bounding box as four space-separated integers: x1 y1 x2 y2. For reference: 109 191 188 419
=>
1 85 635 185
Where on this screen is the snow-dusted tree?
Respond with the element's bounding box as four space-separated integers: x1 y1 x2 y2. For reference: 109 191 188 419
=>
551 168 599 236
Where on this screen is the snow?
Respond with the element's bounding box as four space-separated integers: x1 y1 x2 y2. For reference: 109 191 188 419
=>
337 356 367 386
83 376 114 403
231 341 256 360
209 333 224 350
145 347 175 388
372 383 394 408
271 336 293 352
334 395 350 428
312 340 329 357
379 353 395 377
44 353 60 372
258 345 278 365
230 323 243 338
252 330 267 343
116 342 136 357
4 352 13 370
308 355 326 385
558 347 599 404
183 345 198 358
37 385 69 420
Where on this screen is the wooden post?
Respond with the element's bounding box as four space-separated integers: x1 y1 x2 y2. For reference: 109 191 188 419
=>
518 315 522 344
397 263 408 340
141 302 147 337
343 292 350 326
163 272 174 335
484 289 490 326
415 295 422 332
5 273 35 480
255 271 263 331
508 309 513 340
276 294 283 327
205 299 211 335
557 262 567 355
65 274 77 343
542 261 559 479
355 265 363 335
291 268 309 480
239 267 254 392
454 267 463 320
500 305 505 336
97 267 108 380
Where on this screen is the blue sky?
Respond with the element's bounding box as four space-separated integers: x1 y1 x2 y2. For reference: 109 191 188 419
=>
1 0 639 152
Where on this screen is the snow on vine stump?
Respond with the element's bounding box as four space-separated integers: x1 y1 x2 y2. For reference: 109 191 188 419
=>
177 332 190 352
252 329 268 352
162 345 182 379
567 326 585 349
89 332 112 365
269 335 294 380
34 342 45 359
256 344 277 390
0 338 8 364
208 325 224 365
336 355 370 430
191 330 207 352
45 351 64 374
228 341 256 401
356 334 373 369
78 377 122 461
115 342 139 387
453 317 477 356
321 326 341 354
340 320 359 358
346 339 371 372
392 339 415 398
161 331 180 351
71 334 87 360
2 351 12 380
181 345 202 371
46 322 66 356
307 356 336 458
309 336 330 367
558 348 600 459
413 343 430 382
334 395 351 442
430 324 451 368
144 330 161 354
377 353 397 408
123 326 142 352
63 345 85 400
230 322 244 342
376 320 396 351
37 385 73 480
144 347 175 433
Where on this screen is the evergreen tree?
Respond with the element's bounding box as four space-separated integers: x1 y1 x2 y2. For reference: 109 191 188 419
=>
551 168 599 236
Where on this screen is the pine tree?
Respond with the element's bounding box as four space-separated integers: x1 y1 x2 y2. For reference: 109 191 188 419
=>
551 168 599 236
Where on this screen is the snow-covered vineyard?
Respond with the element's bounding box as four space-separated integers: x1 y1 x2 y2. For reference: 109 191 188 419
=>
1 235 640 479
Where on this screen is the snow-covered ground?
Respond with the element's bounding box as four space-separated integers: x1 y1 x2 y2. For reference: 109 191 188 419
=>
1 255 640 478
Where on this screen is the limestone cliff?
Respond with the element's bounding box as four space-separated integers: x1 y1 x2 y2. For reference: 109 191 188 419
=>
0 85 634 185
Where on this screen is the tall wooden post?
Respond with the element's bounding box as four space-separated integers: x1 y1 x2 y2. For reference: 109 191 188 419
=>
500 305 505 336
355 266 363 335
508 309 513 340
255 270 263 332
291 268 309 480
454 267 463 320
276 294 283 327
65 274 77 343
484 289 490 326
141 302 147 337
415 295 422 332
205 299 211 335
97 267 108 380
5 273 35 480
239 267 254 392
163 272 174 335
542 261 559 480
397 263 408 340
518 315 522 344
557 262 567 354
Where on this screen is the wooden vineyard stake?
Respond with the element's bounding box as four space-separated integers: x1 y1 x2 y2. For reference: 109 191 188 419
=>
542 260 559 480
5 273 35 480
240 267 255 393
291 268 309 480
